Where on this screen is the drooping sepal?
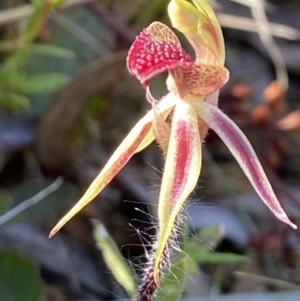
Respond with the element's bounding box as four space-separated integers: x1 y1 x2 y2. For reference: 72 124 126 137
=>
154 100 202 284
196 100 297 229
126 21 192 86
49 96 177 237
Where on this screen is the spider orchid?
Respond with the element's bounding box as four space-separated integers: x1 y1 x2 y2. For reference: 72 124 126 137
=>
50 0 296 296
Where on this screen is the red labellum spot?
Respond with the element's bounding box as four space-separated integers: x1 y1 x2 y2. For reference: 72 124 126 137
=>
127 23 192 86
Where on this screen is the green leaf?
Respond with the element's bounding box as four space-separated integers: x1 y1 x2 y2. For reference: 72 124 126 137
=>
184 239 247 265
29 0 40 6
24 44 76 59
197 225 224 247
193 252 248 264
183 225 247 271
22 4 48 43
21 73 69 95
93 220 137 299
0 55 25 81
0 92 30 111
30 0 67 8
51 0 69 7
0 191 10 215
154 255 188 301
0 251 43 301
182 239 206 268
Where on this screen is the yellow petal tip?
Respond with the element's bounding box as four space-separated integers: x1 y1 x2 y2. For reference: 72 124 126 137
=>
168 0 199 33
49 219 66 238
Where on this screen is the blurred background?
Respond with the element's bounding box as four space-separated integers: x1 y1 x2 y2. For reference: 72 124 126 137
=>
0 0 300 300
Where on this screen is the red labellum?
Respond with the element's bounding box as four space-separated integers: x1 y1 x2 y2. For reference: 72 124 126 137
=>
127 22 192 86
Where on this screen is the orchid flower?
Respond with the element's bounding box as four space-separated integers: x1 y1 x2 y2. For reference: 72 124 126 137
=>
50 0 296 299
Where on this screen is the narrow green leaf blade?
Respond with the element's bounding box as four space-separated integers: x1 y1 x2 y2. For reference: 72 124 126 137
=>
24 44 76 59
21 73 69 94
0 92 30 111
194 252 248 264
93 220 137 299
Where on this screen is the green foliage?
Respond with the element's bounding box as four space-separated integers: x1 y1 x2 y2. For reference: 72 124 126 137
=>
0 46 73 111
22 5 47 44
0 93 30 111
51 0 69 7
30 0 67 7
184 226 248 273
0 251 43 301
154 256 188 301
21 74 70 95
93 222 246 301
0 190 10 215
25 44 76 59
24 0 68 44
0 0 75 112
93 221 137 299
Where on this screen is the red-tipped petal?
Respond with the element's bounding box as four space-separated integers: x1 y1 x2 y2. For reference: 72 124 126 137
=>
196 100 297 229
154 100 202 284
126 21 192 86
49 96 177 237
